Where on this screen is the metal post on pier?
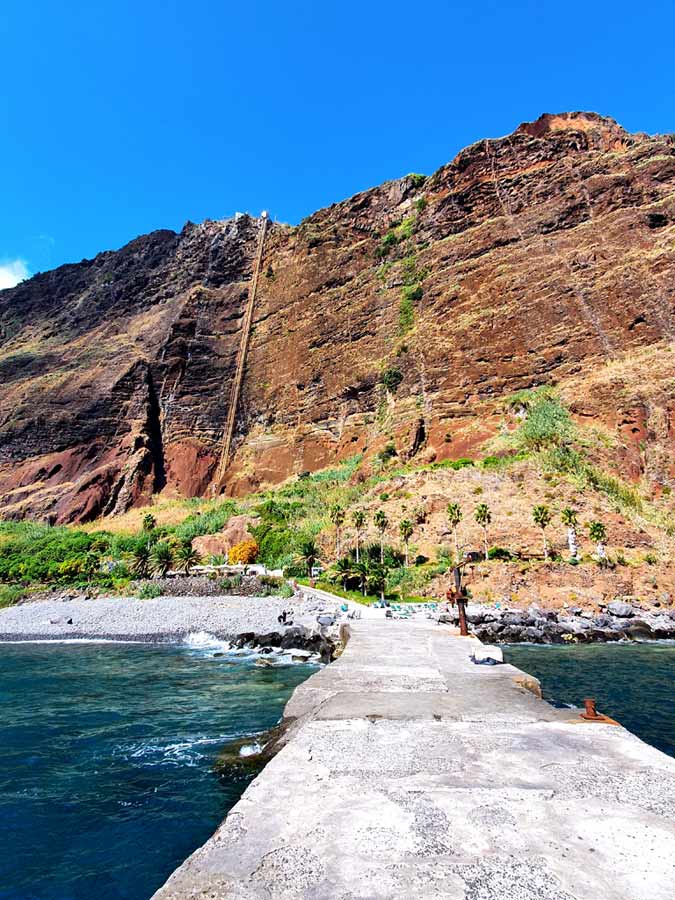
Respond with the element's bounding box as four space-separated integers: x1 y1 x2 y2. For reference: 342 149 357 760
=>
446 563 469 636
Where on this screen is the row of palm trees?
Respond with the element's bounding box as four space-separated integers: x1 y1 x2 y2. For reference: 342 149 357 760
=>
292 534 391 601
329 505 415 565
326 499 610 569
332 553 389 601
447 501 607 562
533 506 607 561
131 540 202 578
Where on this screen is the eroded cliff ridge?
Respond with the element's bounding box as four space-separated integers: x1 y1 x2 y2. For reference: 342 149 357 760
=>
1 111 674 522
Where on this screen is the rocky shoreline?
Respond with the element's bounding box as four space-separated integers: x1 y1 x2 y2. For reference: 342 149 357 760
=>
457 600 675 644
0 593 339 660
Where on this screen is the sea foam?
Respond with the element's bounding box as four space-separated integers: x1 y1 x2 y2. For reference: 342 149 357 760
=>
183 631 231 652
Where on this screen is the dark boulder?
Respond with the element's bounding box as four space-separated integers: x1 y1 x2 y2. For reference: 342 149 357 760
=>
623 619 653 639
466 607 499 625
500 624 527 641
651 616 675 638
522 626 545 642
502 611 527 627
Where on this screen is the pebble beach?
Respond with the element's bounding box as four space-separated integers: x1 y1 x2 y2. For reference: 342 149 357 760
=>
0 593 336 642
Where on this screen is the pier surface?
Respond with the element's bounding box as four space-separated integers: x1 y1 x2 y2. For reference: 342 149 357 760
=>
155 620 675 899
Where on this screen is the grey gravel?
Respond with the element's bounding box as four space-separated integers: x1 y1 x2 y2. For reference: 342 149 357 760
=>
0 593 338 642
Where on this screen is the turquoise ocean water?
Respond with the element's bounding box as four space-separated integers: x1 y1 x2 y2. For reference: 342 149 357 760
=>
0 639 317 900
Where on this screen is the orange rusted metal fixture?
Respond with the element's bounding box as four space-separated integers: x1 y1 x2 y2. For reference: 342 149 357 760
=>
578 697 620 726
582 697 601 719
446 565 469 636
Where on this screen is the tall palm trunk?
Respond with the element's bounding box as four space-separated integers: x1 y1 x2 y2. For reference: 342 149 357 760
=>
355 533 360 564
542 529 548 560
454 527 459 563
567 527 578 559
380 535 384 564
404 541 409 568
483 528 488 561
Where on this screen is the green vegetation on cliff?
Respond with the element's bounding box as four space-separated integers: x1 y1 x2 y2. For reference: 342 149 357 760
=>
1 391 673 605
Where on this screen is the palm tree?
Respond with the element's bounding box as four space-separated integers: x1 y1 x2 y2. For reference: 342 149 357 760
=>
331 556 353 590
588 521 607 563
132 543 151 578
561 507 579 559
142 513 157 532
399 519 413 567
150 541 174 577
175 542 202 574
329 504 346 558
294 538 320 577
474 503 492 561
352 560 368 596
447 502 462 562
352 509 366 563
366 563 388 603
374 510 389 564
532 505 552 560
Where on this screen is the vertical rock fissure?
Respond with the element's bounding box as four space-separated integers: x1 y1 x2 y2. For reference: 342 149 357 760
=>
215 214 269 485
147 367 167 492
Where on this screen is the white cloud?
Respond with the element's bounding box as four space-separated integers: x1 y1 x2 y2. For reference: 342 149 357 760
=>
0 259 30 290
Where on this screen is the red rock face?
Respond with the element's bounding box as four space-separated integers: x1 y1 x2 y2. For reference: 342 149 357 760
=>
616 406 649 481
0 112 674 522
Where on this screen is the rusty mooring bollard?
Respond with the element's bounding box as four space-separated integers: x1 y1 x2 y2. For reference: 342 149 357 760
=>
582 697 601 720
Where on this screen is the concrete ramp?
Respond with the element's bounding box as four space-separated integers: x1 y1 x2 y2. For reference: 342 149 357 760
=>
154 620 675 900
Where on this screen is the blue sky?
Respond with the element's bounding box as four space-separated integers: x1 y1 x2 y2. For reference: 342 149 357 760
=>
1 0 673 284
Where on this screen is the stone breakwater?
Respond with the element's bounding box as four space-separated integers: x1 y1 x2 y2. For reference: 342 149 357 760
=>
459 600 675 644
153 619 675 900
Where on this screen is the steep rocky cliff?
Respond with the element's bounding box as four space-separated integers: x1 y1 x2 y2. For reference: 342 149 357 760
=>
1 111 674 523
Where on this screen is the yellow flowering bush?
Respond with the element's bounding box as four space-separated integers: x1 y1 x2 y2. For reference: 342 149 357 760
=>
228 539 259 565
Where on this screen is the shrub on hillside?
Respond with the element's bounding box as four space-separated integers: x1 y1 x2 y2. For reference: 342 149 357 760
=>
173 500 238 543
487 546 515 561
407 173 427 190
517 393 574 452
249 520 296 567
228 539 259 565
376 444 397 465
401 284 423 304
431 457 474 471
138 582 163 599
0 522 107 584
398 296 414 334
380 368 404 394
0 584 26 607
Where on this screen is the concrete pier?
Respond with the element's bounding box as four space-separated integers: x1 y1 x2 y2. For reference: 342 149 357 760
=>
154 620 675 899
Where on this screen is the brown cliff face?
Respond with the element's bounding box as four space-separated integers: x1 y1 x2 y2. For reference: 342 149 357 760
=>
1 112 674 522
